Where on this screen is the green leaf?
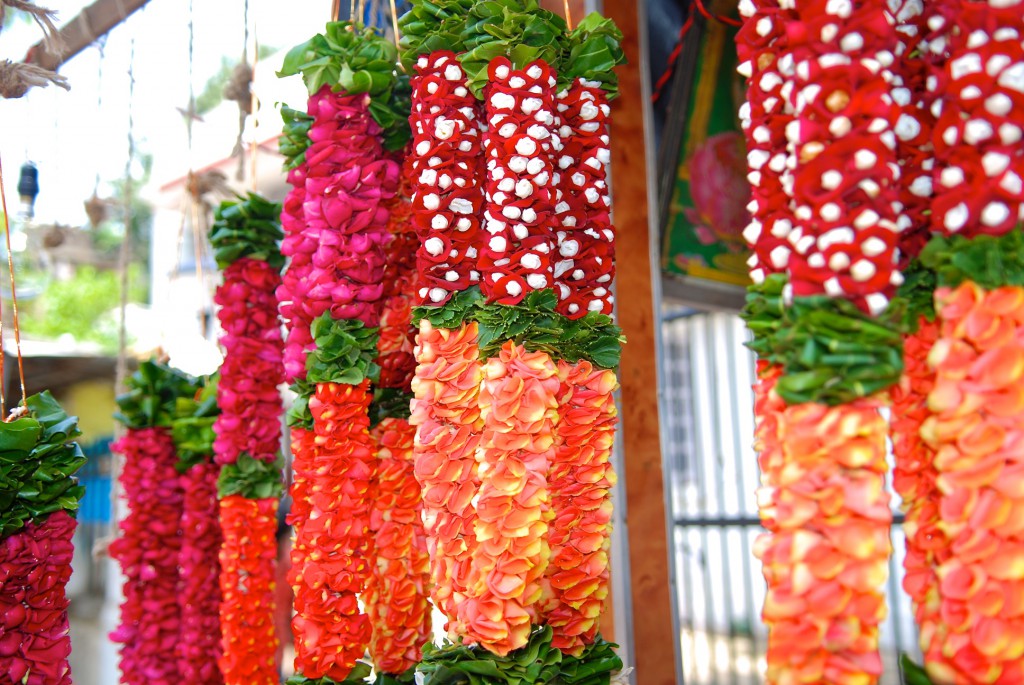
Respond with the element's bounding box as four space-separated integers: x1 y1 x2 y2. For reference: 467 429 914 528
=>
217 453 284 500
306 314 382 385
114 359 198 429
370 388 413 427
209 193 285 271
920 227 1024 290
895 257 937 330
900 654 936 685
561 13 627 99
279 105 314 170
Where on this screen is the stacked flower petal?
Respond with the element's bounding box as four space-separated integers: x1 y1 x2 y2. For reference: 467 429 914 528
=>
290 380 378 680
927 2 1024 241
917 282 1024 684
459 342 560 656
408 51 484 306
479 57 559 305
0 392 86 685
736 0 797 285
755 398 893 685
0 510 76 685
218 495 279 685
410 320 484 630
378 173 420 390
543 360 618 655
109 426 184 685
784 0 903 316
280 164 315 383
553 80 615 318
365 417 432 675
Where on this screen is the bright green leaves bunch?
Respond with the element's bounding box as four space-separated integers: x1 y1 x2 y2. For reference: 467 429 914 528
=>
281 22 410 150
217 452 285 501
0 391 87 538
417 627 623 685
280 105 314 171
209 193 285 271
414 288 624 369
740 273 786 361
171 375 219 472
399 0 475 65
920 226 1024 291
115 360 198 430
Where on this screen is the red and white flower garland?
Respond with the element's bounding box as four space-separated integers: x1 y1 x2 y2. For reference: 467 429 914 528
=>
479 57 558 305
109 427 183 685
554 80 615 318
408 51 484 306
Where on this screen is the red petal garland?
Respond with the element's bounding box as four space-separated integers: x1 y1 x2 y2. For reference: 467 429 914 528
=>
291 381 377 680
544 360 618 655
218 495 280 685
109 427 183 685
378 171 420 389
479 57 559 305
365 418 432 675
177 461 224 685
0 510 76 685
214 257 286 465
554 81 615 319
280 165 314 383
410 320 484 631
408 51 485 306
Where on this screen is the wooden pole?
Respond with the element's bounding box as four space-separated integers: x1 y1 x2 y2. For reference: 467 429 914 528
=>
24 0 152 72
604 1 678 684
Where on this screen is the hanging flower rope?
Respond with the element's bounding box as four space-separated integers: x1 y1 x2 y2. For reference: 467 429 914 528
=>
209 194 287 685
737 0 908 682
400 1 626 682
110 361 195 685
278 21 409 682
171 377 224 685
0 391 86 685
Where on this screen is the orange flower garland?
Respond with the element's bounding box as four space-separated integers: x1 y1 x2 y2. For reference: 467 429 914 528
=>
218 495 279 685
290 381 377 680
410 320 484 631
543 360 618 656
755 397 892 685
919 282 1024 685
365 418 432 675
458 342 560 656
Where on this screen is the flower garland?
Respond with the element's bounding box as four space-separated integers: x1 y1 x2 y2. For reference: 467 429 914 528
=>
279 22 411 682
171 378 224 685
409 319 484 630
737 0 906 682
400 2 627 681
545 360 618 656
110 362 195 685
210 194 287 685
365 417 431 676
0 391 86 685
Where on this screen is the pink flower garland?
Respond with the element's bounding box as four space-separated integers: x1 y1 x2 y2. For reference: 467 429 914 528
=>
0 510 77 685
177 461 224 685
280 165 314 383
553 80 615 318
109 427 183 685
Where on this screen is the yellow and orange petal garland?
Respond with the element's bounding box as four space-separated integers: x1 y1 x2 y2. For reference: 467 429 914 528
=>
544 360 618 656
410 320 484 629
365 418 432 674
218 496 280 684
458 342 560 656
917 283 1024 684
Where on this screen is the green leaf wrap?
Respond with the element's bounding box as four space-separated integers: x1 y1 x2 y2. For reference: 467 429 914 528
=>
209 192 285 271
370 387 413 427
171 375 220 472
287 378 315 430
306 313 381 386
280 105 314 170
287 662 374 685
899 654 936 685
0 391 86 538
398 0 475 68
115 359 198 429
740 274 786 362
217 452 284 500
919 228 1024 291
561 13 626 99
895 258 937 332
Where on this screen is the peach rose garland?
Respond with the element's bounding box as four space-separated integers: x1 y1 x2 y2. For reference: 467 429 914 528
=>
209 194 287 685
401 2 628 681
1 392 86 685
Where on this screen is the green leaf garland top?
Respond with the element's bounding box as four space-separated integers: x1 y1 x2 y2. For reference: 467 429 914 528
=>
306 313 382 386
562 12 626 99
171 375 219 472
210 193 285 271
414 288 624 369
280 105 314 170
919 227 1024 291
0 391 86 538
280 22 410 150
115 360 198 429
217 452 284 500
398 0 475 67
895 258 937 332
740 273 786 363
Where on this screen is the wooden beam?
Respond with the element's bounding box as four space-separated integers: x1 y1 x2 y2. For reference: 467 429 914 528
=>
604 1 678 684
24 0 152 72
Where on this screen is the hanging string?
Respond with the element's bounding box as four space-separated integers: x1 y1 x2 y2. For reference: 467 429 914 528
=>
0 159 29 412
94 37 106 195
248 0 259 192
115 36 136 398
563 0 573 31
